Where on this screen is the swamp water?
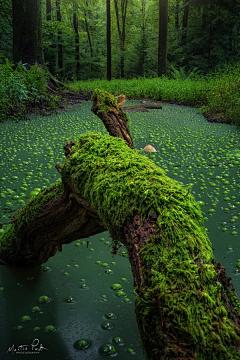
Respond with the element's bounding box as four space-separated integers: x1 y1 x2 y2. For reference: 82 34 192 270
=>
0 101 240 359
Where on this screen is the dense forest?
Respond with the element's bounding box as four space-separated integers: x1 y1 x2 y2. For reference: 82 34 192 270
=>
0 0 240 80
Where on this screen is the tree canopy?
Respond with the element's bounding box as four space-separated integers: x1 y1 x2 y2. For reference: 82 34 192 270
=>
0 0 239 79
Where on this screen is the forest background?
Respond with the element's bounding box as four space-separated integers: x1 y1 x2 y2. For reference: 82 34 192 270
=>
0 0 240 123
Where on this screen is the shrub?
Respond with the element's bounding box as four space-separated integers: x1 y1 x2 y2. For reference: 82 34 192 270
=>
0 60 60 122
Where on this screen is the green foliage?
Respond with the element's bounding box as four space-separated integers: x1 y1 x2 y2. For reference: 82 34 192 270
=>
70 63 240 124
169 65 202 80
0 60 60 122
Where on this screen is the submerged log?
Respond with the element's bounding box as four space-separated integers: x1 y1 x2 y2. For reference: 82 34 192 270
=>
123 102 163 113
0 89 240 359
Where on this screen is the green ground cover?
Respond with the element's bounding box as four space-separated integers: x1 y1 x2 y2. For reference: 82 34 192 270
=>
69 63 240 125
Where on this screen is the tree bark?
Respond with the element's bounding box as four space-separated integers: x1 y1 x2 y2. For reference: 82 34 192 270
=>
12 0 44 65
175 0 179 30
56 0 63 72
46 0 52 21
84 8 93 76
158 0 168 77
181 0 189 47
107 0 111 81
73 5 80 80
114 0 128 78
139 0 146 77
1 89 240 359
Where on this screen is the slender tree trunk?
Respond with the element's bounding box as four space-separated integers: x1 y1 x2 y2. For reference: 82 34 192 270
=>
46 0 51 21
12 0 44 65
84 15 93 76
158 0 168 77
73 6 80 80
1 89 240 359
139 0 146 77
181 0 189 46
45 0 56 75
114 0 128 78
175 0 179 30
56 0 63 72
107 0 111 81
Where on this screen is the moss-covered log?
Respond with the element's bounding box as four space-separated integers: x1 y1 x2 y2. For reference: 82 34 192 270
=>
0 90 240 359
91 89 134 149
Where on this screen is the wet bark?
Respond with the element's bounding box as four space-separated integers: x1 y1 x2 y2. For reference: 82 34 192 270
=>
91 93 134 149
123 102 162 112
0 90 240 359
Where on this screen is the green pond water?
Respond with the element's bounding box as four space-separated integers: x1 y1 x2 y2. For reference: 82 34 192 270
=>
0 101 240 359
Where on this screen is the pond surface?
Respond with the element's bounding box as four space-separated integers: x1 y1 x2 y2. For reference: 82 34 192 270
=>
0 101 240 359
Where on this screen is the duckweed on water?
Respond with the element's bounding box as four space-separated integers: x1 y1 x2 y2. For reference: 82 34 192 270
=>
101 344 116 355
21 315 31 322
44 325 56 332
111 284 122 291
66 297 75 303
106 313 117 319
101 322 113 330
115 291 126 297
113 337 124 345
38 295 50 303
77 339 90 349
32 306 41 312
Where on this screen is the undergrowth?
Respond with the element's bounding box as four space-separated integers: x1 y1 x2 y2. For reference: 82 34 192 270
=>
0 59 61 122
69 63 240 125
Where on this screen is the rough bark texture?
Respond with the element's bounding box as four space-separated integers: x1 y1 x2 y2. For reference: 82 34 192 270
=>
91 90 134 149
0 89 240 359
12 0 44 65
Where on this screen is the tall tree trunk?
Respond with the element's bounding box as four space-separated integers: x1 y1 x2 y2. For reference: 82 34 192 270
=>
73 5 80 80
1 89 240 359
45 0 56 75
46 0 51 21
84 14 93 76
114 0 128 78
107 0 111 81
175 0 179 30
181 0 189 47
12 0 44 65
56 0 63 72
139 0 146 77
158 0 168 77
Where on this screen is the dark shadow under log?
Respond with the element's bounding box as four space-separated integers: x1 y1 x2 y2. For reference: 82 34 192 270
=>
0 89 240 359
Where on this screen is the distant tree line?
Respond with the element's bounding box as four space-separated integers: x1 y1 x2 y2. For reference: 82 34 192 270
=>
0 0 239 80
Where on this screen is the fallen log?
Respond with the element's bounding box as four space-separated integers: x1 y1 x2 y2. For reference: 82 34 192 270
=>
0 89 240 359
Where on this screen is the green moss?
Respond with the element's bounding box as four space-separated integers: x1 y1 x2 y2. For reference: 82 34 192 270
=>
0 180 64 251
91 88 118 115
136 236 240 358
63 132 240 359
15 180 64 230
